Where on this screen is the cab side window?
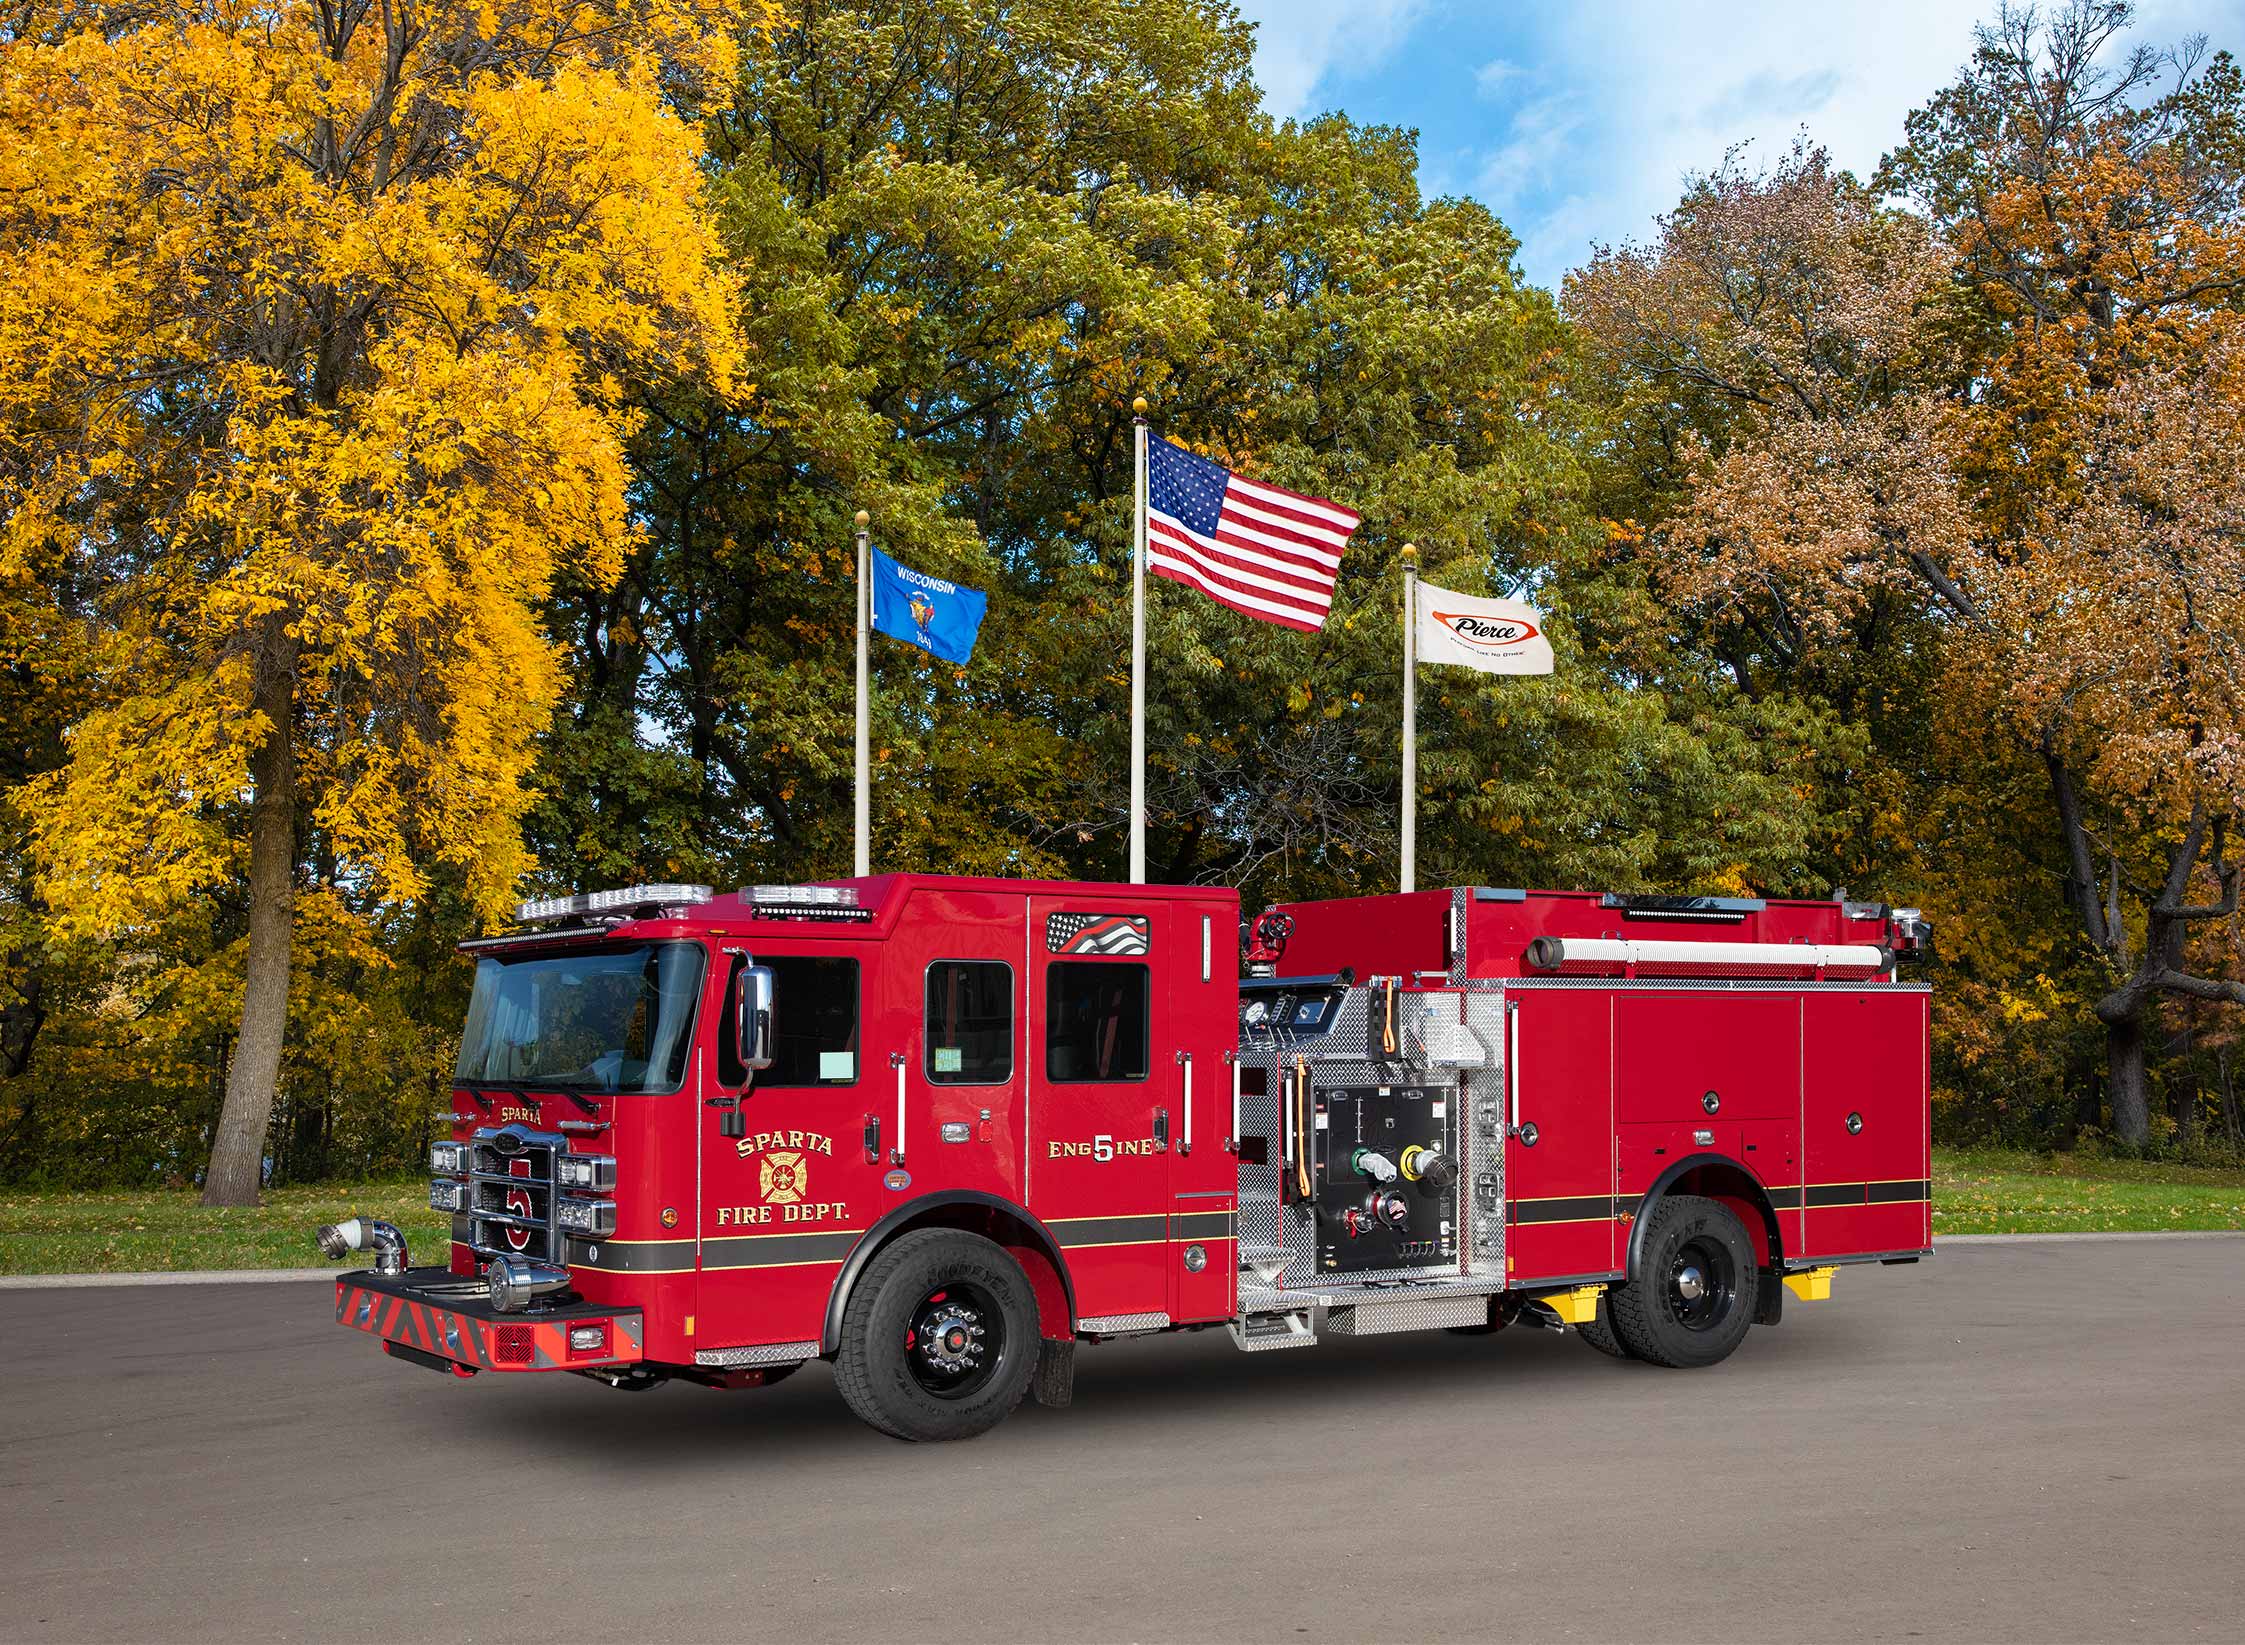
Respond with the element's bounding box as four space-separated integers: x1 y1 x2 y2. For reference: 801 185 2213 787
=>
1045 962 1149 1082
925 961 1013 1084
726 955 860 1087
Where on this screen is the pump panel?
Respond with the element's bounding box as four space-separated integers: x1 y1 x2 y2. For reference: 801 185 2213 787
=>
1311 1083 1459 1274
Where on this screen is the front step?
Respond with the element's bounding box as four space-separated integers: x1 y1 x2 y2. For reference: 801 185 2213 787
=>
1228 1309 1317 1352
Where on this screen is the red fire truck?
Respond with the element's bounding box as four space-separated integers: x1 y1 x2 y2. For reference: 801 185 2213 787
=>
319 875 1933 1441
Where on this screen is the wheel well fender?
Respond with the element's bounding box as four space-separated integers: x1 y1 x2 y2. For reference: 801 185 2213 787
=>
1624 1153 1783 1280
820 1191 1077 1355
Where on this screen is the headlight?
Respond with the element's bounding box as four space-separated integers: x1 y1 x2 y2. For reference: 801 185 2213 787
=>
431 1141 469 1175
556 1197 617 1237
556 1154 617 1192
429 1179 469 1213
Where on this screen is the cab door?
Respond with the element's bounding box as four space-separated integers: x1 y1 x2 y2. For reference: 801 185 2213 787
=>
873 884 1027 1206
696 945 883 1352
1027 896 1173 1326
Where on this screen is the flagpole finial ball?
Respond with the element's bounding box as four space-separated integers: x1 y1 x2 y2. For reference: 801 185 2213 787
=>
1133 396 1148 416
854 509 869 529
1401 542 1417 560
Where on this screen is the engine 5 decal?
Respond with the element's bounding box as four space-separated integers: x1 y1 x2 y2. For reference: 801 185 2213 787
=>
1046 912 1150 955
1048 1133 1160 1160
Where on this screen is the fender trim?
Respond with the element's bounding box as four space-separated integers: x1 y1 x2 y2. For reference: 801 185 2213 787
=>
819 1190 1078 1355
1624 1152 1783 1281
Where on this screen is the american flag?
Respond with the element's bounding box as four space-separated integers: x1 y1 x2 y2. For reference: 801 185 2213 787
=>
1146 435 1359 632
1046 912 1150 956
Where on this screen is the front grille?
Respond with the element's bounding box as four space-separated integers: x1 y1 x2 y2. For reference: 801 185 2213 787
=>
493 1324 536 1364
467 1126 566 1264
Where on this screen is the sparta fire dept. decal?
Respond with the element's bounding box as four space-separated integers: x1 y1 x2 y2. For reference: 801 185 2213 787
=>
716 1129 848 1227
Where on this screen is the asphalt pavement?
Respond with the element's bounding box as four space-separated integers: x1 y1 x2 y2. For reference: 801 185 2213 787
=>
3 1236 2241 1643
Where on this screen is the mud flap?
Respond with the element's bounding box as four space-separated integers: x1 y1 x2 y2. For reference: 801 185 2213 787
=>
1032 1337 1075 1408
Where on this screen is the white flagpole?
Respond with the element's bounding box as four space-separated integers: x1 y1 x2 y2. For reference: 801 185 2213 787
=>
1400 542 1418 894
1130 396 1149 884
854 508 871 879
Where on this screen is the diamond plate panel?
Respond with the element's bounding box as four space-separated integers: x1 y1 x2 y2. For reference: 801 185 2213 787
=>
1324 1293 1491 1335
1078 1311 1169 1335
694 1339 819 1368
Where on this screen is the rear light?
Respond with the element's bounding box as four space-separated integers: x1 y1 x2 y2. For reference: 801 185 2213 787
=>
556 1197 617 1237
556 1154 617 1192
429 1179 468 1213
568 1322 611 1358
431 1141 469 1174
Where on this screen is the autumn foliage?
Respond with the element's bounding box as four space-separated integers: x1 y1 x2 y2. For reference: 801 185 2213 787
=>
2 0 2242 1190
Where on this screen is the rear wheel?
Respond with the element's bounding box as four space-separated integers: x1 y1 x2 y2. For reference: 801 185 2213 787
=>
834 1229 1037 1441
1574 1292 1633 1359
1608 1195 1758 1369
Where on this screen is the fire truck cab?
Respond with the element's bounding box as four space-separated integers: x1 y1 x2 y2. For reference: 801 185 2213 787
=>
322 874 1932 1441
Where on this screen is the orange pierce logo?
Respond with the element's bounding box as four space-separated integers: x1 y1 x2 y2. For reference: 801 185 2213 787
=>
1434 611 1540 650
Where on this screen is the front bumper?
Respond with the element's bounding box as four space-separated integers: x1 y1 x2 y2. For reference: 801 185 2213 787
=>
336 1265 644 1374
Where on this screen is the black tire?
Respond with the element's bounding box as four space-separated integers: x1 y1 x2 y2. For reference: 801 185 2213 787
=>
1575 1293 1633 1359
1608 1194 1759 1369
833 1229 1037 1441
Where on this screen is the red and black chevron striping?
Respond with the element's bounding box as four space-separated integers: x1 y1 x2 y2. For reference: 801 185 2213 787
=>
335 1278 643 1373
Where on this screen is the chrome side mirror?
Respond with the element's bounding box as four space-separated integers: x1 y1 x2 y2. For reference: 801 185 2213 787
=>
737 963 775 1072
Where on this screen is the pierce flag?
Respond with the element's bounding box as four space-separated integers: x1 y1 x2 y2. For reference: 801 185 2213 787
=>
1414 579 1553 675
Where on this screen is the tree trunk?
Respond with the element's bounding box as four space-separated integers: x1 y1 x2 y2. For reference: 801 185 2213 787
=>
201 639 298 1208
2105 1011 2150 1148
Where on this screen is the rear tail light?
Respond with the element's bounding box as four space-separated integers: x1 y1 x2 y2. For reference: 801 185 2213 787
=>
568 1322 611 1359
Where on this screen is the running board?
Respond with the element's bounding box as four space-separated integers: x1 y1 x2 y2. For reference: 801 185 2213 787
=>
1228 1309 1316 1352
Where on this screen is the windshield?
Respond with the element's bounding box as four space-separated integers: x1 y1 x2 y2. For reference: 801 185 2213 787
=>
455 942 706 1093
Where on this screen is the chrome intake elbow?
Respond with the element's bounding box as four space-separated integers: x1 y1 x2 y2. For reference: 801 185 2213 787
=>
315 1216 411 1276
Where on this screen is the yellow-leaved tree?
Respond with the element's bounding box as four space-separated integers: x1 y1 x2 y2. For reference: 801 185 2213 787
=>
0 1 742 1202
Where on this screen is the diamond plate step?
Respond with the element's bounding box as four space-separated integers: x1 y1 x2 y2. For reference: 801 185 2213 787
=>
1228 1309 1316 1352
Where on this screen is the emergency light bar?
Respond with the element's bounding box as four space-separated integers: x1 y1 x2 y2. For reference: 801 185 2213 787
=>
514 884 713 924
1525 936 1888 977
744 883 873 922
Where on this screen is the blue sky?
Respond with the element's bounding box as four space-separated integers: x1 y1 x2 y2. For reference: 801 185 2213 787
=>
1233 0 2245 293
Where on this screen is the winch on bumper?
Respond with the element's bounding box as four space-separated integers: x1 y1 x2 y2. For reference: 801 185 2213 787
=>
335 1265 644 1377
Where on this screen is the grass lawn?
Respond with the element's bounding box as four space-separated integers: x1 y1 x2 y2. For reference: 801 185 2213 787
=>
0 1182 450 1276
1932 1147 2245 1235
3 1149 2242 1274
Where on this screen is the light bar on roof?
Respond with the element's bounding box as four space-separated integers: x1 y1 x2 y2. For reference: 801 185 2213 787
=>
747 884 859 906
515 884 713 925
745 883 873 922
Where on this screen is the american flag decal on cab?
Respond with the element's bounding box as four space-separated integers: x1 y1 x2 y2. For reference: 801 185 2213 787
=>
1046 912 1151 955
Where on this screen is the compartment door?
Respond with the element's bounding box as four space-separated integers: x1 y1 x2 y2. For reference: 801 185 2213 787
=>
1504 988 1618 1286
1801 990 1932 1258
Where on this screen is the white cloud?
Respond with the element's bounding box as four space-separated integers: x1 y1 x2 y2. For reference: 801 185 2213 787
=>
1473 57 1524 98
1232 0 1428 120
1482 1 1991 287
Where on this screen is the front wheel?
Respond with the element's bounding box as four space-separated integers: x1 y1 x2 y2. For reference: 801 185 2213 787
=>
1608 1195 1758 1368
833 1229 1038 1441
